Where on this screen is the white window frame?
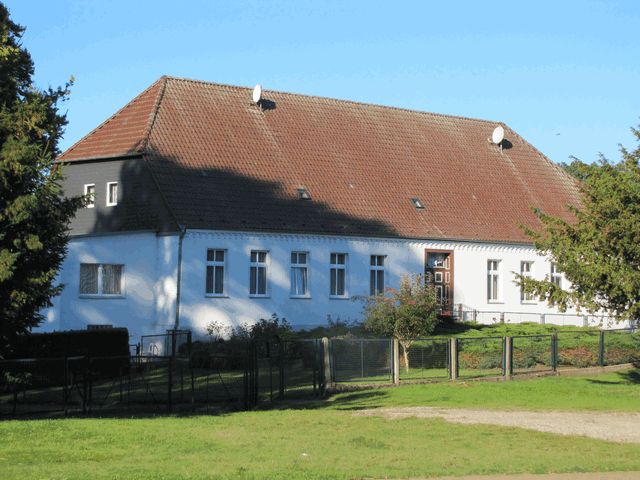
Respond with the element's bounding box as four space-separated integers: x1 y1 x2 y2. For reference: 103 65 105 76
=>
249 250 270 297
520 261 536 304
106 181 118 207
290 251 310 298
205 249 227 297
370 255 386 296
330 253 348 299
550 262 562 288
79 263 125 298
487 259 501 303
84 184 95 208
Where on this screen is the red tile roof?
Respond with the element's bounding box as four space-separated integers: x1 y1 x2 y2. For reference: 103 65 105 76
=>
59 76 581 243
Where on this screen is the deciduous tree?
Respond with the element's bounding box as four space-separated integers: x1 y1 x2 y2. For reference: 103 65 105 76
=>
519 127 640 323
362 274 440 371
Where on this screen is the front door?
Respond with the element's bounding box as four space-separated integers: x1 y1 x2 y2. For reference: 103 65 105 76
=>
425 249 454 315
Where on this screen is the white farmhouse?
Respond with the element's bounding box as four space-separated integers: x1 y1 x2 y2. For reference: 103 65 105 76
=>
41 76 598 340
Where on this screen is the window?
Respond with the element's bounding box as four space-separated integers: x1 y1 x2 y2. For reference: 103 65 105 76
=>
250 250 268 296
297 187 311 200
487 260 501 302
550 262 562 288
370 255 385 295
106 182 118 206
330 253 347 297
206 249 226 296
290 252 309 297
80 263 124 296
520 261 535 303
84 184 95 208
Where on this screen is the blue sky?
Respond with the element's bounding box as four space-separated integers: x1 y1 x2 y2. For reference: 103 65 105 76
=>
7 0 640 163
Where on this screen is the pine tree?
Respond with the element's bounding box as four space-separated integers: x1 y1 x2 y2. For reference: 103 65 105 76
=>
0 3 82 354
519 127 640 323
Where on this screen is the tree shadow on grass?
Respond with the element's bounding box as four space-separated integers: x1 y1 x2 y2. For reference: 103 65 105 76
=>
262 389 390 413
586 365 640 385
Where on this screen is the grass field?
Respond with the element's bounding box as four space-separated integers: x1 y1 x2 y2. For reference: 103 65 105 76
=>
1 368 639 480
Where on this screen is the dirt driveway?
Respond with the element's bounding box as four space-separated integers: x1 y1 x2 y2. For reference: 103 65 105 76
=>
354 407 640 444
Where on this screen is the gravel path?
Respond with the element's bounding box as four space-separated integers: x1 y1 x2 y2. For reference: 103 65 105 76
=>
354 407 640 443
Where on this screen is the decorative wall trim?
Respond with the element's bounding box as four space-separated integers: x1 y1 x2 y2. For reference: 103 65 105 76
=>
185 229 536 254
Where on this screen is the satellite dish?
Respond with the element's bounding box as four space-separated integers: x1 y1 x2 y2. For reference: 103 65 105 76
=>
252 84 262 104
491 126 505 144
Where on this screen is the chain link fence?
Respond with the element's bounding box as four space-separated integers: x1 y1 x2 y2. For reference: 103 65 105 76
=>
510 335 554 374
456 336 505 379
329 338 392 383
399 338 450 381
556 330 601 368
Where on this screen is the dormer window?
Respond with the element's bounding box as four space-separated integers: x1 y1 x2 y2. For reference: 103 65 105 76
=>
411 197 425 209
106 182 118 206
84 184 95 208
297 187 311 200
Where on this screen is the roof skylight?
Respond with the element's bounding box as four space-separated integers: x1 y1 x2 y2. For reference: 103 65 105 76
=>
411 197 425 210
297 187 311 200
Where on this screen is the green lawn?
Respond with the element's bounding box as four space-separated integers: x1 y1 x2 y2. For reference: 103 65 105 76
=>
1 368 639 480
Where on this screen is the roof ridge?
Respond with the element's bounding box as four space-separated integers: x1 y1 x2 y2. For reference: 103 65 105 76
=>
139 76 169 152
162 75 501 126
58 77 166 161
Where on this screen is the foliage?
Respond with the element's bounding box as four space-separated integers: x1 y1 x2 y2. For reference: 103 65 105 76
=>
295 315 367 338
0 3 82 355
517 127 640 322
362 274 440 370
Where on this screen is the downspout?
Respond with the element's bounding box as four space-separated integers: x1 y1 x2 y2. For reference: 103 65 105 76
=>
174 225 187 330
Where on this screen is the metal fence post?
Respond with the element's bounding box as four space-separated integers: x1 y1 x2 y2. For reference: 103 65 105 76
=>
322 337 332 388
360 339 365 378
551 333 558 372
278 341 285 400
599 330 605 367
63 357 69 416
167 355 173 413
540 314 545 325
504 336 512 377
449 338 458 380
392 338 400 385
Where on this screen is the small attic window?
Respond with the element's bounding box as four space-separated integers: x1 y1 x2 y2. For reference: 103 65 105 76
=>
297 187 311 200
411 197 425 210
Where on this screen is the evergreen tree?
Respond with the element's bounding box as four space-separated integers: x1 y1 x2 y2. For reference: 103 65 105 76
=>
519 127 640 322
0 3 82 354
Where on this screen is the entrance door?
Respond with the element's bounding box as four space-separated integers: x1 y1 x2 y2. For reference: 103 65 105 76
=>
425 250 454 315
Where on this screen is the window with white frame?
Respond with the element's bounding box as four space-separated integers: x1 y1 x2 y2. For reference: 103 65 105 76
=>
520 261 535 303
487 260 501 302
106 182 118 206
80 263 124 296
84 184 95 208
206 249 226 296
370 255 385 295
290 252 309 297
550 262 562 288
330 253 347 297
249 250 268 296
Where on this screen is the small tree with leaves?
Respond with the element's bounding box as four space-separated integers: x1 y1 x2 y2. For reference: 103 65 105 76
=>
0 3 82 355
362 274 440 372
518 126 640 323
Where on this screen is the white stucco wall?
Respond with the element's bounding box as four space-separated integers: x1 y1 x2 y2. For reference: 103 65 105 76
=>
40 231 180 340
178 230 609 337
41 229 621 343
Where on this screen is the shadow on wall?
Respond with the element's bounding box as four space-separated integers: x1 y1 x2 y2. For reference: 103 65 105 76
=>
89 153 399 238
